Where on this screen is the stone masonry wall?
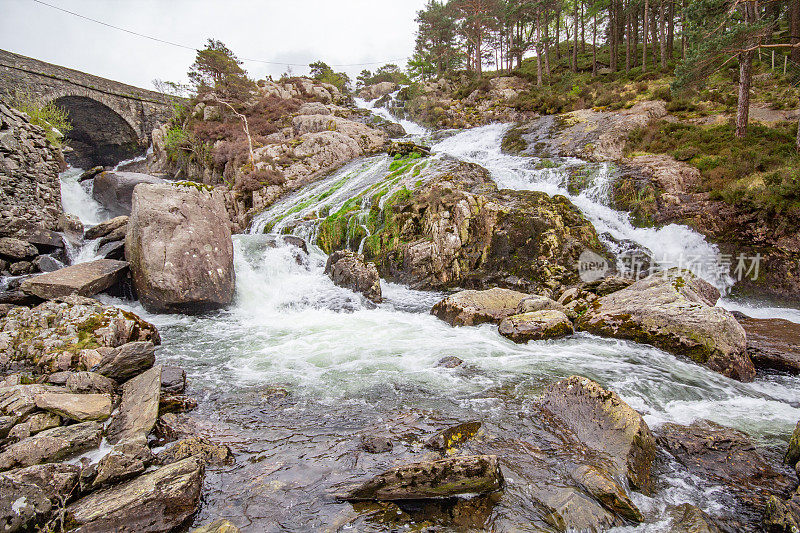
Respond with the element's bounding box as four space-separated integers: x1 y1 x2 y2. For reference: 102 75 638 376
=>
0 100 64 236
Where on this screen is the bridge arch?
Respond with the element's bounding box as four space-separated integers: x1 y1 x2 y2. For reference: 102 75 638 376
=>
43 88 143 168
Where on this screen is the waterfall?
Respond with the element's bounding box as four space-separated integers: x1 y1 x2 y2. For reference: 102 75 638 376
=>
59 166 111 263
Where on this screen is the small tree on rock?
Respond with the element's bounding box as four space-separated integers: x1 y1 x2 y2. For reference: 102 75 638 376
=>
188 39 254 98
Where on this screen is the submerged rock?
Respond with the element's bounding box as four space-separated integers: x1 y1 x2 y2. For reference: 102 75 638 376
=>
126 183 235 313
342 455 503 501
498 310 574 343
360 434 393 454
191 519 241 533
576 270 755 381
657 420 795 513
65 456 204 532
432 288 529 327
325 250 382 303
540 376 656 495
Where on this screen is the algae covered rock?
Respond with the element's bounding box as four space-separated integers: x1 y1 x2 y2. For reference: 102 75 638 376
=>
0 295 159 374
576 270 754 381
342 455 503 501
498 310 574 343
432 287 529 326
356 160 610 296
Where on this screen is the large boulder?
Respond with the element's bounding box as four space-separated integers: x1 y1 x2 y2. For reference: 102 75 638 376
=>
540 376 656 495
733 312 800 374
0 237 38 260
341 455 503 500
432 288 529 327
65 456 204 532
20 259 128 300
787 421 800 467
657 420 795 513
358 160 610 296
92 171 165 217
325 250 382 303
576 270 755 381
498 310 574 343
125 183 235 313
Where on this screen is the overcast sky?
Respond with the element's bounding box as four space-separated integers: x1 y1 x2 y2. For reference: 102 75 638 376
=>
0 0 427 90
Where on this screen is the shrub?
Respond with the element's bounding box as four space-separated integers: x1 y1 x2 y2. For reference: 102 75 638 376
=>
234 168 285 193
10 90 72 147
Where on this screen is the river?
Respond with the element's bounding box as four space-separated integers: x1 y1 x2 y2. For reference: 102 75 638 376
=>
56 100 800 531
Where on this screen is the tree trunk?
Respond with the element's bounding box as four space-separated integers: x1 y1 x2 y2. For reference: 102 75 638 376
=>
791 0 800 64
592 11 598 76
610 2 618 72
626 3 632 74
556 8 562 61
573 0 579 72
536 13 543 86
667 0 675 59
736 3 756 139
651 4 658 68
659 1 668 69
581 1 586 54
643 0 649 72
544 11 552 80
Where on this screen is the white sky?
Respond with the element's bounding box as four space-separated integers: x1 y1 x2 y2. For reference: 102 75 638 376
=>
0 0 427 90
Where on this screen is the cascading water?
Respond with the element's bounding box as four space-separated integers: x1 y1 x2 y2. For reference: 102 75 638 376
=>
86 98 799 530
354 90 430 137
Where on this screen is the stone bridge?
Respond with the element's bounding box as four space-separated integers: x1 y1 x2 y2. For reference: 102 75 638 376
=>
0 48 177 167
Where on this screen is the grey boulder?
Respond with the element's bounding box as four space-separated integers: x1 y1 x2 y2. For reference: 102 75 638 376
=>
92 171 165 217
125 183 235 313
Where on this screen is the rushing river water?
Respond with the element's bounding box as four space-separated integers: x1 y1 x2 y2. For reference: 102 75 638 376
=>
56 100 800 531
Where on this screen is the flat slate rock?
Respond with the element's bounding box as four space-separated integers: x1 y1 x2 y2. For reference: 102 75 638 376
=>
66 456 204 532
107 365 161 444
0 421 102 471
20 259 128 299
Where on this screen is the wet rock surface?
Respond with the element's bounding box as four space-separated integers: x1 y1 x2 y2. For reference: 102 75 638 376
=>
540 375 656 495
498 309 574 343
432 287 529 326
577 270 755 381
362 160 610 296
733 312 800 374
0 421 102 471
342 454 504 500
324 250 382 303
657 420 796 515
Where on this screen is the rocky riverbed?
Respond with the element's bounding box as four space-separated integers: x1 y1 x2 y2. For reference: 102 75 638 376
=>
1 81 800 532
